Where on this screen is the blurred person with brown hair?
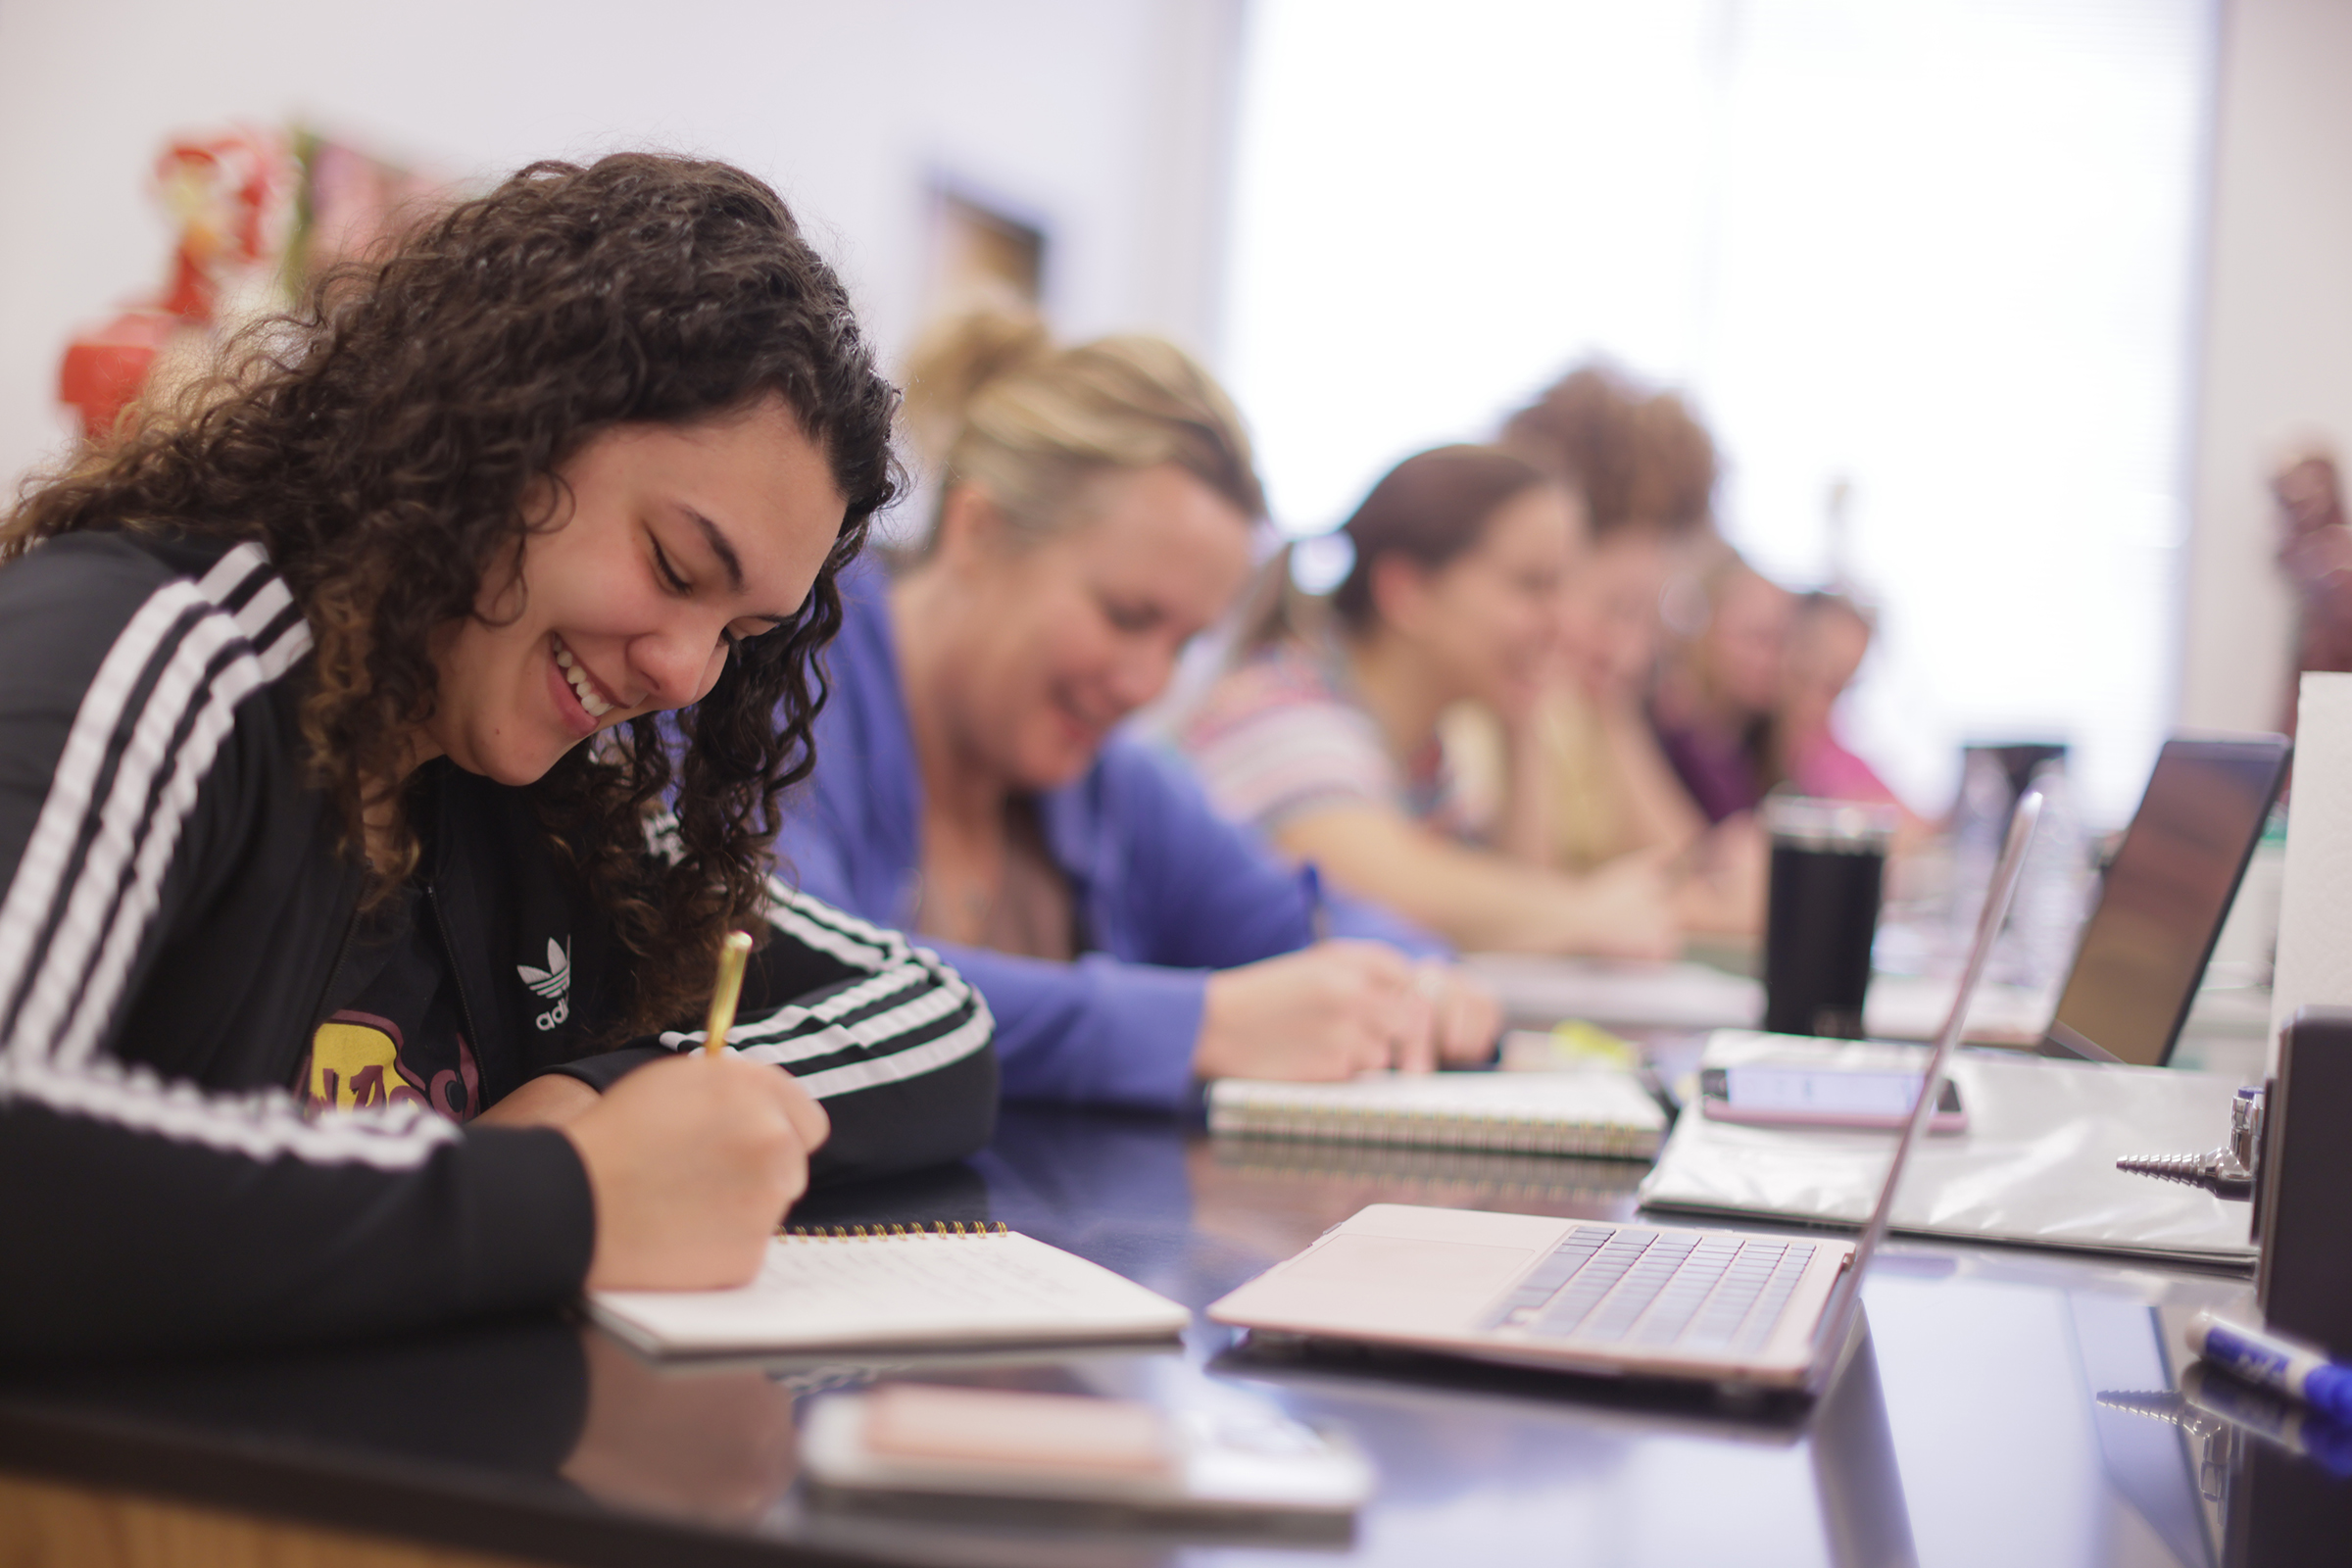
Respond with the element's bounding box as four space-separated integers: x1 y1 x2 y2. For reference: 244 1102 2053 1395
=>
2274 448 2352 738
1467 362 1763 933
1176 445 1680 958
1649 546 1794 823
1776 592 1927 840
776 310 1498 1110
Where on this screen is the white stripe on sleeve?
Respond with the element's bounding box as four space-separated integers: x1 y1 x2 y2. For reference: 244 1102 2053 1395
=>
0 1052 456 1167
55 614 315 1066
791 1004 995 1101
0 585 204 1032
0 546 447 1170
15 604 260 1054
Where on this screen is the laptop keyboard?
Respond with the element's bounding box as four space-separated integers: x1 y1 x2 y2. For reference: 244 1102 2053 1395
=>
1487 1226 1817 1352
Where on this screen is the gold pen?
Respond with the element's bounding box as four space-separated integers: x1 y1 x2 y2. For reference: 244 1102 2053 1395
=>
703 930 755 1056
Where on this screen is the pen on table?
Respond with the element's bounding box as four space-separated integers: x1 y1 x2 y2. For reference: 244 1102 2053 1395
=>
2179 1362 2352 1476
2186 1309 2352 1422
703 929 755 1056
2098 1368 2352 1479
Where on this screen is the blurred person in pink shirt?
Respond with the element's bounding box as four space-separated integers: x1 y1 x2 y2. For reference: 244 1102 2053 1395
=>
1775 591 1928 844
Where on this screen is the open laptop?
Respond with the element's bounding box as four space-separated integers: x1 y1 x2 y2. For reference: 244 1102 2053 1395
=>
2038 734 2289 1066
1207 790 2046 1397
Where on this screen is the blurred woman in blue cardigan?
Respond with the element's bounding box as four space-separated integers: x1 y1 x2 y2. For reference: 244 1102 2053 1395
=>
777 310 1497 1108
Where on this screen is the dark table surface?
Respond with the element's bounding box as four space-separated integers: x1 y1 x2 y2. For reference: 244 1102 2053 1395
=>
3 1095 2347 1568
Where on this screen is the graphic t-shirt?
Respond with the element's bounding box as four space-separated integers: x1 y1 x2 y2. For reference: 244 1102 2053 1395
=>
297 881 484 1123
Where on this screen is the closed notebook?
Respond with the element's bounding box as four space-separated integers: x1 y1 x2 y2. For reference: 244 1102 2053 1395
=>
1207 1070 1667 1159
587 1226 1192 1357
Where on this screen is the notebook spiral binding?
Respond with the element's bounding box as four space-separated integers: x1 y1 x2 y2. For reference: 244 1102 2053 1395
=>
779 1221 1011 1239
1210 1102 1655 1159
1210 1136 1646 1200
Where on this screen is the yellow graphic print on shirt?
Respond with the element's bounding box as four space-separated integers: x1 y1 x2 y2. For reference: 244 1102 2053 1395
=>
300 1009 478 1121
306 1019 423 1111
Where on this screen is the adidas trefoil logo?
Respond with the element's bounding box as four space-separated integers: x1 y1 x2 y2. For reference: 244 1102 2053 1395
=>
518 937 571 1032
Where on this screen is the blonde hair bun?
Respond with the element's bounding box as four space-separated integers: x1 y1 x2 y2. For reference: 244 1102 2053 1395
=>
900 305 1264 552
902 303 1054 469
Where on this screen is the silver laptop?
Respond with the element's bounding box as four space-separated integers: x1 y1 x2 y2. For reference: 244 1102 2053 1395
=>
1208 789 2046 1396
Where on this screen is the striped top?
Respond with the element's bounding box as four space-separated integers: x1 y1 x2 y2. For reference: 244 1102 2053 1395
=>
1175 637 1474 839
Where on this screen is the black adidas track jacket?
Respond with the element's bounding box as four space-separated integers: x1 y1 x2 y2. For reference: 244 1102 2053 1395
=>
0 529 998 1356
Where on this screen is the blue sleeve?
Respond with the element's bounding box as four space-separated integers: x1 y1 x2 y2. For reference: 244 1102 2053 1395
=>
924 942 1204 1111
767 560 920 934
1099 744 1315 969
1102 742 1450 966
1321 885 1451 957
773 798 863 914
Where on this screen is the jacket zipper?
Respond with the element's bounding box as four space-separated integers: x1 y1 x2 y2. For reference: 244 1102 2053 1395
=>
298 862 368 1078
423 882 490 1095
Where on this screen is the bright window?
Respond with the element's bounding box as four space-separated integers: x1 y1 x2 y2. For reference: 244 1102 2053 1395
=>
1225 0 2212 823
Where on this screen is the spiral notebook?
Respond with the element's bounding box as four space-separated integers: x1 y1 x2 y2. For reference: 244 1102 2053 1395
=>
1207 1070 1667 1160
587 1225 1192 1357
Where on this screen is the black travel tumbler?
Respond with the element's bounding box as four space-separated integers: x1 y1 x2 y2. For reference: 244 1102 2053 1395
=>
1762 797 1896 1038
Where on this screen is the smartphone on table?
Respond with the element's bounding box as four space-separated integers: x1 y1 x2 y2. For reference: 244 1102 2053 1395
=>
802 1383 1372 1523
1698 1064 1967 1133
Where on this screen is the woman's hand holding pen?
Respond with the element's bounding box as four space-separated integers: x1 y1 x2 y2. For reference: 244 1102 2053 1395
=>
1195 943 1499 1081
564 1052 830 1291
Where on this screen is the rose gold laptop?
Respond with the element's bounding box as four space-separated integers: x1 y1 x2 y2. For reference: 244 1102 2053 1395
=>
1208 790 2046 1397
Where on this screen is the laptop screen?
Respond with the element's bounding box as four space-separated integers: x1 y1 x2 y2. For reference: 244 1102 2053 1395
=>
2045 737 2288 1066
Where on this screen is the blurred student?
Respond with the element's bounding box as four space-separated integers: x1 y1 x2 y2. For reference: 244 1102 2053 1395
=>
1459 364 1763 934
777 311 1497 1111
1649 547 1793 823
1176 445 1679 958
0 157 996 1357
2274 448 2352 738
1776 591 1925 833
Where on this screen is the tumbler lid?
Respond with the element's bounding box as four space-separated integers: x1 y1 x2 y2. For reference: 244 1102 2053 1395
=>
1763 794 1897 852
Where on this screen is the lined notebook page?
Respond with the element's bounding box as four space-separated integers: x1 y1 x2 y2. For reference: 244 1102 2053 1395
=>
1209 1070 1666 1158
587 1231 1191 1355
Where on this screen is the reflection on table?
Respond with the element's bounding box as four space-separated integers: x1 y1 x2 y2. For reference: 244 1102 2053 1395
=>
0 1090 2342 1567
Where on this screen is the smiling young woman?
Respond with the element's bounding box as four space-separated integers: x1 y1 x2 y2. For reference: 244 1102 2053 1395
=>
422 402 844 786
0 155 996 1357
777 309 1499 1108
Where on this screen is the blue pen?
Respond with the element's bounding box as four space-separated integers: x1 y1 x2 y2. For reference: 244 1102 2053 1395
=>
2187 1309 2352 1423
2179 1363 2352 1478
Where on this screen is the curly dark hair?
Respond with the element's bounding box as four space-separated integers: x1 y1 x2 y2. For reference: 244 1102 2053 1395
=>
2 154 901 1038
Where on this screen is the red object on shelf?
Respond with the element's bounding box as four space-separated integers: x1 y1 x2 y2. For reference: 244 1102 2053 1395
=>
154 133 283 321
58 311 178 442
54 126 296 446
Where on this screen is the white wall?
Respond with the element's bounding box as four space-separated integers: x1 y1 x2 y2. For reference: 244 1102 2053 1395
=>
2181 0 2352 737
0 0 1245 499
